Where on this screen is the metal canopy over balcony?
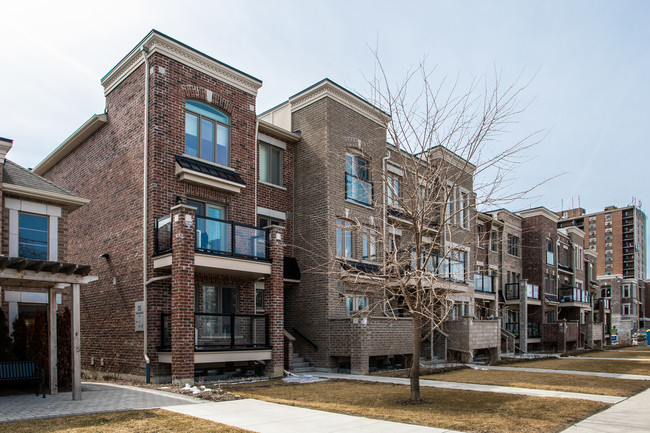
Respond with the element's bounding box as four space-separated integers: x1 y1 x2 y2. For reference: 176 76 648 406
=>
153 215 272 277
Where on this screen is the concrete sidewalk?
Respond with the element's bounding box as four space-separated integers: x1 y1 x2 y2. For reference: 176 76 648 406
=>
481 365 650 380
561 387 650 432
0 382 203 423
310 372 625 403
566 356 650 362
165 399 462 433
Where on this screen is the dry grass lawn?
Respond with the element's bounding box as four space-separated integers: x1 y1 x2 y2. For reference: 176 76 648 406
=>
223 379 607 433
420 368 649 396
506 358 650 375
0 410 252 433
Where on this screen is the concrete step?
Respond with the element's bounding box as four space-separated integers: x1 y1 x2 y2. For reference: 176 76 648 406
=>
291 367 315 373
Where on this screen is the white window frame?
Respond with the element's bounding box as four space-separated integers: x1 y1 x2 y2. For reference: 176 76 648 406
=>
259 141 283 187
6 198 60 261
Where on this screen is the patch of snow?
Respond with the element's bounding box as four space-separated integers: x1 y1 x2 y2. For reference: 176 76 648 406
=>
283 375 327 384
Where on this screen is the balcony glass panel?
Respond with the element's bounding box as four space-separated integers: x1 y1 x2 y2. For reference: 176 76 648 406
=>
155 216 172 254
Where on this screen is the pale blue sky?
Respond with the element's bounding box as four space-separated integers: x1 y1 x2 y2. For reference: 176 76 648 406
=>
1 0 648 217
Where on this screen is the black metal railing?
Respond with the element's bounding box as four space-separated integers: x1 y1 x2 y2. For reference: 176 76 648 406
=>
505 322 519 337
528 322 541 338
154 215 269 261
292 328 319 352
505 283 520 300
160 312 269 351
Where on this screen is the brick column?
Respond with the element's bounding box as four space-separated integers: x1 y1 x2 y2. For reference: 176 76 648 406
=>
519 279 528 352
350 319 369 374
265 226 285 377
171 204 196 384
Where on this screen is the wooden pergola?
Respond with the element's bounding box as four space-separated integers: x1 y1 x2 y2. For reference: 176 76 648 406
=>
0 256 97 400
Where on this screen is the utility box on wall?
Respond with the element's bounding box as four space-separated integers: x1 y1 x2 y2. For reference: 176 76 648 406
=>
135 301 144 332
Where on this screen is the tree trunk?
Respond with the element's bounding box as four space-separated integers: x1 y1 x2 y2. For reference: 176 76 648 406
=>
410 314 422 401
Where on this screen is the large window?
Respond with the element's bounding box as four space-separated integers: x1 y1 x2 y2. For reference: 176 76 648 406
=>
336 220 353 258
18 213 48 260
361 228 377 261
259 142 282 186
507 234 520 257
345 154 372 206
185 100 230 166
346 296 368 316
386 173 401 207
546 239 554 265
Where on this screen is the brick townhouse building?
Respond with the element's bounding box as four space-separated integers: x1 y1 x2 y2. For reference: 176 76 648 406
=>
261 84 501 370
485 206 606 353
0 137 96 398
34 31 297 383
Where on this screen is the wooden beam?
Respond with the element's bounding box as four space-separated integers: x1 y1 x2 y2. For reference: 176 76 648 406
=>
71 283 81 400
48 287 58 395
0 268 98 285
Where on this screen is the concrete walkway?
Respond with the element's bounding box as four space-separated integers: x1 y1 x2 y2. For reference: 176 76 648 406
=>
0 382 203 423
165 399 462 433
481 365 650 380
566 356 650 362
0 382 461 433
310 372 625 403
561 387 650 433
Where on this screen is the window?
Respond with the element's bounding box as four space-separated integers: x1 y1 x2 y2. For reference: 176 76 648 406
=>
605 264 613 269
589 238 596 243
622 304 631 315
507 235 520 257
605 257 613 261
605 213 611 218
545 310 555 324
623 284 630 298
448 250 466 281
460 191 470 229
259 216 282 228
589 231 596 236
605 249 612 255
545 238 554 264
185 100 230 166
345 154 372 206
346 296 368 316
187 200 228 252
605 235 613 240
477 225 484 248
255 281 264 312
574 247 583 270
361 228 377 261
589 216 596 221
18 213 48 260
490 231 498 252
605 242 612 247
336 220 353 258
387 174 401 207
606 271 612 275
259 142 283 186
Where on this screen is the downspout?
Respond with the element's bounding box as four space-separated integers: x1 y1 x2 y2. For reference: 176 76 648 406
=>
141 45 151 383
254 119 259 222
382 149 391 316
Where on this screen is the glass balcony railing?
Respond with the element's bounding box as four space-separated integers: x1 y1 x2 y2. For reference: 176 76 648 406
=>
154 215 268 260
160 312 269 351
474 274 494 293
345 173 373 206
528 322 541 338
560 288 590 304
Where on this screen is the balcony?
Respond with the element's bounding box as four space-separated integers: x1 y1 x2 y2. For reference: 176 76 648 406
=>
596 298 611 310
505 322 519 337
559 287 591 305
445 318 500 352
474 274 494 293
542 321 579 344
528 322 541 338
557 263 573 274
153 215 271 277
345 173 373 206
158 313 271 364
505 283 520 300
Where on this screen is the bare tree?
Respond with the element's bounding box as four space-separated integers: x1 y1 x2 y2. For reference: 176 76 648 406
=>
333 59 542 403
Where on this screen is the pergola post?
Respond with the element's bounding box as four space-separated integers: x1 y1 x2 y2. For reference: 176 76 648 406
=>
71 283 81 400
48 287 58 395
